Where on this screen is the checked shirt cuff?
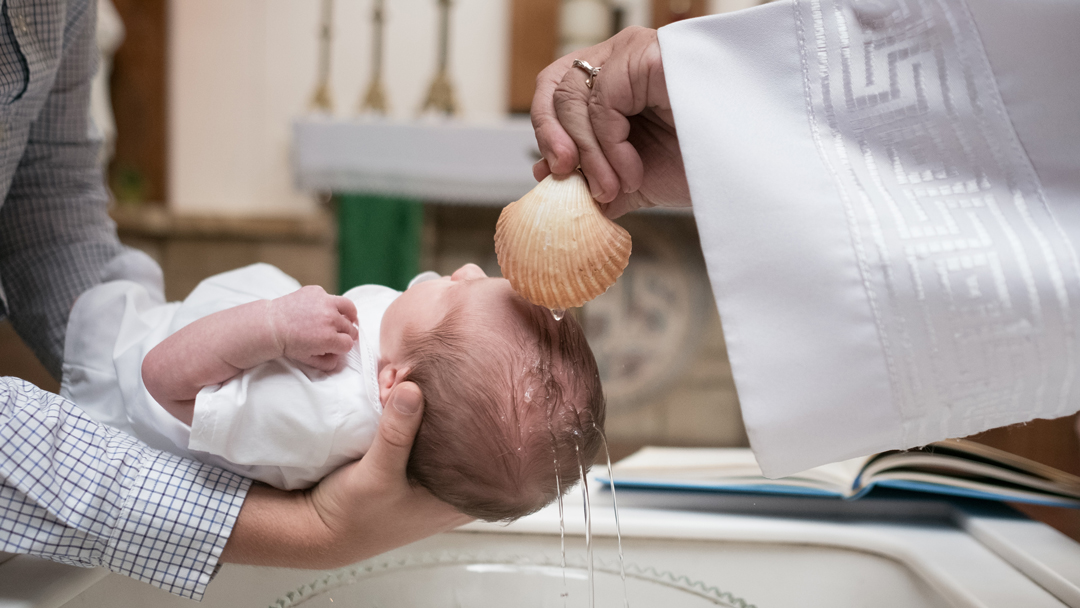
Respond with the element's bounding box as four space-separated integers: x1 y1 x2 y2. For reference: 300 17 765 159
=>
0 378 251 601
107 452 251 600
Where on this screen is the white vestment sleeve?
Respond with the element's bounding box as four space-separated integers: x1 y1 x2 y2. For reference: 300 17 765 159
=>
659 0 1080 477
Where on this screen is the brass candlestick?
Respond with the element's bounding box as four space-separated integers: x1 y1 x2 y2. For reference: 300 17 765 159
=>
359 0 389 114
420 0 458 116
309 0 334 112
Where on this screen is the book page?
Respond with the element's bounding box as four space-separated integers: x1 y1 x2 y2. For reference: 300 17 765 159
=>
859 453 1080 498
870 472 1080 507
935 439 1080 486
859 439 1080 500
609 447 870 497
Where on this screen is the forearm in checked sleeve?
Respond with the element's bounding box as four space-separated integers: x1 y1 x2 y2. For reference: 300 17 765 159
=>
0 377 251 600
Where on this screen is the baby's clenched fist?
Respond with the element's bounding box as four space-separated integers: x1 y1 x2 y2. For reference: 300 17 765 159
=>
268 286 359 371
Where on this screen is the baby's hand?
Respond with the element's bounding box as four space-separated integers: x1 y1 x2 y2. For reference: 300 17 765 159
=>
268 286 359 372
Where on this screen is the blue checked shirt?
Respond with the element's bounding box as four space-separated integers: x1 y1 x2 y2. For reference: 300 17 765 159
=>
0 0 251 599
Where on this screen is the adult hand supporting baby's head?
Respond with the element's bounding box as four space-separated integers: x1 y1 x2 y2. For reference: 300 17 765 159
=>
306 381 471 565
220 382 469 569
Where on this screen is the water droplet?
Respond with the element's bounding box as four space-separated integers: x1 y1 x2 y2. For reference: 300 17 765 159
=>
551 308 566 321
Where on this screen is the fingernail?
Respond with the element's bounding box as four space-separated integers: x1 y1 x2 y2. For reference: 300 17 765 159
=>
392 386 422 414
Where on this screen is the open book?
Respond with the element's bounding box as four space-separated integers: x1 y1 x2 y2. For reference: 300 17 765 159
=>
598 439 1080 508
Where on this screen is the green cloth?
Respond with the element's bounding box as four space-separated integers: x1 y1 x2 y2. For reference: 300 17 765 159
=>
338 194 424 293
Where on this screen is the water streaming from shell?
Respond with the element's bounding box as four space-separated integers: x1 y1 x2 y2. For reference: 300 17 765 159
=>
574 441 594 608
597 425 629 608
551 308 566 321
554 455 568 605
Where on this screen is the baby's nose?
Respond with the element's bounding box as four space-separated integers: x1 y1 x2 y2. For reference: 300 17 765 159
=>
451 263 487 281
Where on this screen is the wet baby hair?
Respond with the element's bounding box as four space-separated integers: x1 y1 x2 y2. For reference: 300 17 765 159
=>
402 298 605 522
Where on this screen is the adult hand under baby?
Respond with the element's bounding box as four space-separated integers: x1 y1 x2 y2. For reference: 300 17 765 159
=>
309 381 472 563
269 286 359 371
531 26 691 219
221 381 469 568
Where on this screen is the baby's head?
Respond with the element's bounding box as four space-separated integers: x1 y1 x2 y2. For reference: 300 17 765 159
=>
379 264 605 522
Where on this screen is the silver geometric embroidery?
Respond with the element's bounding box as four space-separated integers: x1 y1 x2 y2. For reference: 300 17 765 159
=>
793 0 1080 444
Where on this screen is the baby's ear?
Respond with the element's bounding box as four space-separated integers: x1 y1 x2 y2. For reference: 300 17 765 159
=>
377 364 411 405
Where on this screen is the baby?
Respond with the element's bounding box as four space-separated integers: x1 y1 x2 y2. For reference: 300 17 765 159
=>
61 253 605 522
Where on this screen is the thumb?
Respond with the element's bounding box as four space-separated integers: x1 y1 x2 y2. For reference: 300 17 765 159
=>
364 381 424 483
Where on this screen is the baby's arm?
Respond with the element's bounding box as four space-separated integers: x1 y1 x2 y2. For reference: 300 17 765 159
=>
143 286 358 425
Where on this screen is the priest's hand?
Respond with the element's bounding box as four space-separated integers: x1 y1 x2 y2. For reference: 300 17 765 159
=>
220 382 471 569
531 26 691 219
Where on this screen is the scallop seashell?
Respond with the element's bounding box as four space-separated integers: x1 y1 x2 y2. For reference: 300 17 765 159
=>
495 172 631 309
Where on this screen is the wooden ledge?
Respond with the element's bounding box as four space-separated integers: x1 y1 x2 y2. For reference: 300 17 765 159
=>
110 205 334 243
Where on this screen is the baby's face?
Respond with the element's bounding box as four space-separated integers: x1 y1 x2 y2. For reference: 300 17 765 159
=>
379 263 522 369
